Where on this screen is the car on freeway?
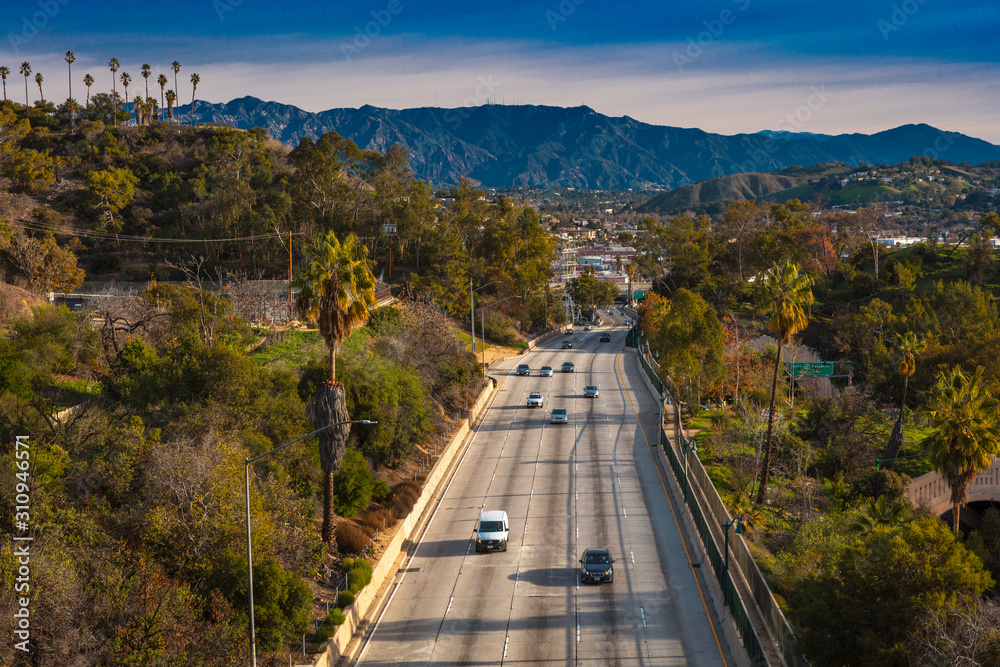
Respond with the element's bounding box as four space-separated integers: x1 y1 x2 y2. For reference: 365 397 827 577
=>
564 326 574 334
582 323 591 331
562 340 573 349
527 392 544 408
600 333 611 342
584 385 599 398
579 548 614 583
550 408 568 424
474 510 509 552
516 364 531 376
539 366 553 377
561 362 574 373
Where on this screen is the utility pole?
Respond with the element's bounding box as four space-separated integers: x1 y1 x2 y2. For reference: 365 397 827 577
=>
287 231 293 319
470 278 475 356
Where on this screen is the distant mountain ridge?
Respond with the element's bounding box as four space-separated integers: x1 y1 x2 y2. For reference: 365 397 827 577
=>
178 97 1000 189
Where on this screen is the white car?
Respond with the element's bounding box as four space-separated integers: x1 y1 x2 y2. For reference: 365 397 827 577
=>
583 323 591 331
550 408 568 424
527 392 544 408
539 366 554 377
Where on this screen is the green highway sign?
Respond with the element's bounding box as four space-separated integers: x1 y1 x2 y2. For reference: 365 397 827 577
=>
632 291 646 299
788 362 833 377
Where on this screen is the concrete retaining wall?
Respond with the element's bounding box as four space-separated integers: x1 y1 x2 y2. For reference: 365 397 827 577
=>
311 379 498 666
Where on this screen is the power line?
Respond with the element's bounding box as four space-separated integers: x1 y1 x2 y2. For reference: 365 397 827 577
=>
15 218 303 244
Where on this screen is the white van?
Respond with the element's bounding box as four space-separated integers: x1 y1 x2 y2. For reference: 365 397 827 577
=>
474 510 509 552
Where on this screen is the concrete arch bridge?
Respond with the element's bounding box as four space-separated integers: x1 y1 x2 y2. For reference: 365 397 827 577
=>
907 459 1000 530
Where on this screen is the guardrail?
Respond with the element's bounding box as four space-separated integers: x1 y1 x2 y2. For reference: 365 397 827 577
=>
632 346 807 667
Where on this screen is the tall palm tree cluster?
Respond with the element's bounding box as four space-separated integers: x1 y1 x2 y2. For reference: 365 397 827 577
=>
0 53 201 128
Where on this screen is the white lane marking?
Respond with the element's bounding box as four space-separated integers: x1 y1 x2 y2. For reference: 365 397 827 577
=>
446 597 454 614
576 526 578 539
576 573 580 590
515 572 520 587
492 473 496 482
504 635 509 658
466 543 471 555
523 523 528 536
630 550 635 564
577 622 581 642
617 476 621 487
623 506 627 518
640 607 646 627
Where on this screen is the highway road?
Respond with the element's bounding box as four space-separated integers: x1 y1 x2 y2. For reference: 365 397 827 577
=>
353 321 731 666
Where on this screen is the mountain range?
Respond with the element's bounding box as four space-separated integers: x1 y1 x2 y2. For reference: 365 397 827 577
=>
178 97 1000 190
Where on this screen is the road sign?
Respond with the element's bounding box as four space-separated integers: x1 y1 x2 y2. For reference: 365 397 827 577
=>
787 362 833 377
383 224 397 234
632 291 646 299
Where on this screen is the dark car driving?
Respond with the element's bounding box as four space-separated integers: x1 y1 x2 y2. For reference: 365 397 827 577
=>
579 548 614 583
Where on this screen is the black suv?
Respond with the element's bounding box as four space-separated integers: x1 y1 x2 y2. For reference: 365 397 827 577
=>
600 333 611 342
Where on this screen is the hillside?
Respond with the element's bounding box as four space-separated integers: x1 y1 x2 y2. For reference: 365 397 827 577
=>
178 97 1000 189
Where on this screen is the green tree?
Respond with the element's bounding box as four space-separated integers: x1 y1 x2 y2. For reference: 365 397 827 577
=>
848 495 909 535
789 516 994 666
921 365 1000 534
33 71 44 104
85 166 138 233
140 64 151 113
0 107 30 168
651 288 725 406
332 448 374 517
293 231 377 547
567 273 618 313
753 260 813 504
0 65 9 101
5 148 56 194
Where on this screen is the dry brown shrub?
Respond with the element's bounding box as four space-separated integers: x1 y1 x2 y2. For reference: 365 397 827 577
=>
336 524 370 555
360 508 394 532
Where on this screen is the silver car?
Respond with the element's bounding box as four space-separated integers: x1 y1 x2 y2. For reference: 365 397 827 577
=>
539 366 554 377
527 392 544 408
550 408 568 424
584 385 599 398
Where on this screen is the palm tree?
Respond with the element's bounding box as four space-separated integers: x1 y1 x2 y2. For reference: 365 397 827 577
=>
293 231 378 547
120 72 131 125
64 50 75 118
133 96 145 126
0 66 9 102
34 72 43 103
157 74 167 121
753 260 814 504
171 61 181 123
20 62 31 108
108 58 120 126
141 64 151 114
83 73 94 107
849 496 910 535
146 96 158 124
189 72 200 126
884 331 926 466
165 89 176 124
921 365 1000 535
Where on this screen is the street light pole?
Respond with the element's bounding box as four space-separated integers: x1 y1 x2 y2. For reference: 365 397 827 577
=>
722 516 744 605
682 438 698 503
244 418 377 666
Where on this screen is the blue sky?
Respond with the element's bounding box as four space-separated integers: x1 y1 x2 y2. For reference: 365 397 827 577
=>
3 0 999 141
